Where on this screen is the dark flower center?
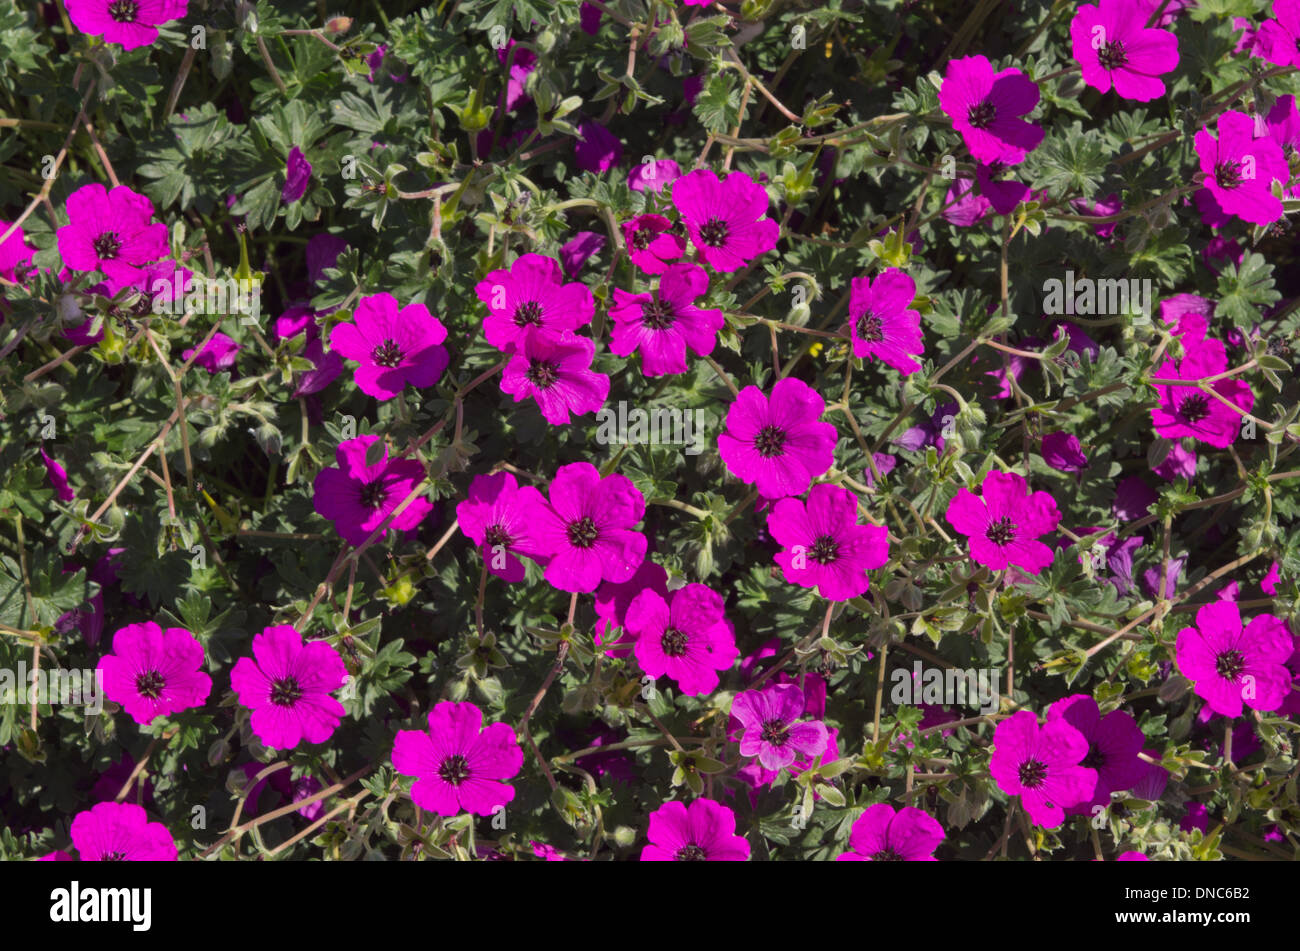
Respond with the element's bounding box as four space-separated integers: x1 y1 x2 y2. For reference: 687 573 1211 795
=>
759 718 790 747
371 339 403 368
674 843 707 861
359 480 387 509
108 0 138 23
753 424 787 458
661 628 689 657
641 297 675 331
810 533 840 565
967 100 996 130
856 312 884 342
514 300 544 327
270 677 303 707
565 515 599 549
631 227 653 251
986 516 1016 547
93 232 122 260
135 670 165 699
485 524 512 547
1179 393 1210 423
526 359 559 388
1081 745 1107 771
871 848 905 861
1097 41 1128 70
1018 759 1048 789
698 218 729 247
438 753 470 785
1214 160 1245 190
103 851 128 861
1215 649 1245 681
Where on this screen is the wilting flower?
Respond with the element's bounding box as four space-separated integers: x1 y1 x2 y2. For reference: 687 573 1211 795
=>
66 0 188 50
57 184 169 285
182 330 240 373
640 798 750 861
847 268 924 374
974 161 1031 214
1194 110 1289 226
499 331 610 425
941 175 992 227
836 804 945 861
312 434 433 546
475 253 595 352
392 701 522 816
575 119 623 174
768 483 890 601
455 471 550 583
1262 560 1281 596
628 583 738 695
1046 695 1146 812
559 231 605 278
671 168 780 272
1258 0 1300 69
40 448 75 502
990 710 1097 828
731 683 828 771
1149 336 1253 448
717 377 837 499
497 40 538 112
622 214 687 275
1070 193 1122 238
628 159 682 193
529 462 647 592
939 55 1044 164
282 146 313 203
945 470 1061 574
69 801 177 861
99 621 211 725
1175 600 1293 717
1070 0 1180 102
609 263 724 376
231 625 348 749
330 293 449 401
1041 432 1088 472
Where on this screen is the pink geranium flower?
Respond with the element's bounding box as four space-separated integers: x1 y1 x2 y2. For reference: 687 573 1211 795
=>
847 268 924 374
731 683 828 770
1175 601 1293 717
628 159 682 193
1046 695 1146 812
945 470 1061 575
608 263 723 376
57 184 170 285
312 434 433 546
392 701 523 816
670 168 779 272
1258 0 1300 68
768 483 890 601
640 798 750 861
939 55 1045 164
500 331 610 424
66 0 188 50
182 330 240 373
1041 432 1088 472
1149 336 1253 448
1194 111 1289 226
455 471 550 583
990 710 1097 829
622 214 687 275
575 119 623 174
281 146 313 203
1070 0 1180 102
70 801 177 861
230 625 348 749
974 161 1031 214
594 558 669 658
628 583 738 695
98 621 212 725
40 448 76 502
0 220 34 282
474 253 594 352
329 293 449 400
836 804 945 861
716 377 837 500
529 462 647 592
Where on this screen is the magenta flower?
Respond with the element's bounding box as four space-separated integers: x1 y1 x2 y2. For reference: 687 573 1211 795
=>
1046 695 1146 811
640 798 750 861
1262 561 1281 596
559 231 605 278
330 293 449 401
1041 431 1088 472
1194 111 1289 226
939 55 1044 164
847 268 924 374
594 558 669 658
716 377 837 499
974 161 1031 214
182 330 240 373
230 625 348 749
281 146 313 203
942 175 993 226
945 470 1061 575
1258 0 1300 68
670 168 779 272
628 583 738 695
1159 293 1212 344
312 434 433 546
1070 193 1123 238
622 214 687 275
475 253 595 352
497 40 538 112
575 119 623 174
731 684 828 770
40 448 75 502
57 184 169 285
455 471 550 583
1175 601 1293 718
0 220 33 282
1265 94 1300 198
1070 0 1179 102
609 263 724 376
392 701 523 816
500 331 609 425
628 159 682 193
99 621 211 725
990 710 1097 829
1149 336 1253 448
836 804 945 861
70 801 177 861
530 462 647 592
768 483 890 601
1117 851 1149 861
66 0 187 50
